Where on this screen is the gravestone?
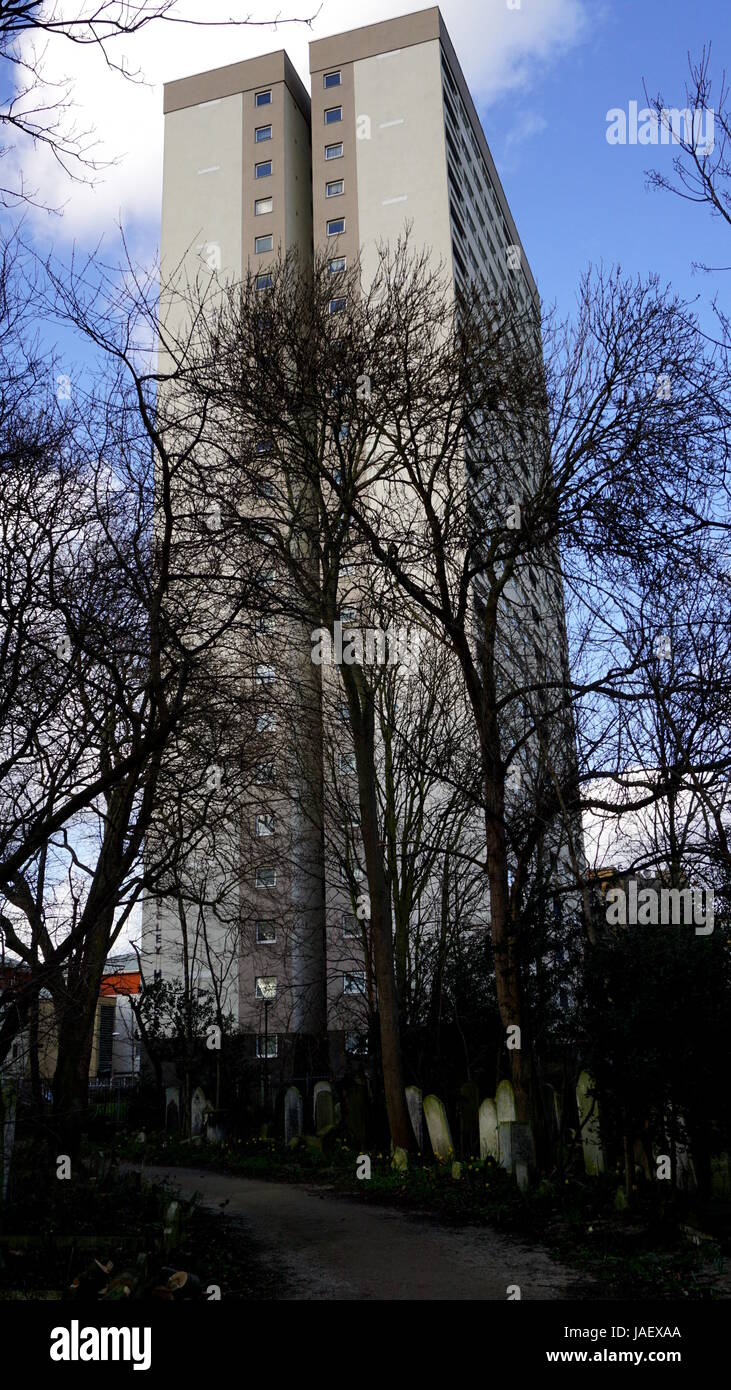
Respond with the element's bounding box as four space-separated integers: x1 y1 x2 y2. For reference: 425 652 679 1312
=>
479 1098 499 1161
392 1146 408 1172
510 1122 536 1191
542 1082 562 1138
1 1082 17 1206
711 1154 731 1199
163 1200 181 1255
344 1080 368 1150
498 1121 514 1173
576 1071 606 1175
676 1143 697 1193
190 1086 207 1138
423 1094 454 1161
313 1080 335 1134
165 1085 180 1132
496 1079 517 1124
497 1120 534 1187
459 1081 480 1156
207 1113 226 1144
284 1086 304 1146
405 1086 423 1150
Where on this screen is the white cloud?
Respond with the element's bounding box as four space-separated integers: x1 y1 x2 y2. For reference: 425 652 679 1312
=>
11 0 587 248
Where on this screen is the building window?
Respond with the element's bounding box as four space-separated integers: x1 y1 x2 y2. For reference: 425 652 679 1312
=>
256 867 277 889
255 160 272 178
255 234 273 253
255 975 277 999
339 751 356 774
256 1033 278 1057
341 913 358 937
339 862 363 883
324 71 342 89
256 920 276 944
344 971 366 995
256 663 275 685
255 272 273 290
255 197 273 215
97 1002 115 1077
345 1032 368 1055
327 217 345 236
325 142 344 160
324 106 342 125
326 179 344 197
329 297 346 315
256 814 275 837
254 473 275 500
256 712 276 733
255 90 272 107
329 256 347 274
256 760 275 785
255 125 272 142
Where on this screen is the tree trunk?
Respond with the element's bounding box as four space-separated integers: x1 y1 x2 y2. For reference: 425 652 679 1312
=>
52 991 99 1159
483 780 533 1125
343 663 414 1151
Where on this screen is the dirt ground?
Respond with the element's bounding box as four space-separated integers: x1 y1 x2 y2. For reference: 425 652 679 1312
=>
134 1164 590 1301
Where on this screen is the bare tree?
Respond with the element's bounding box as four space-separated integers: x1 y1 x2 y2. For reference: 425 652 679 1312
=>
0 0 320 208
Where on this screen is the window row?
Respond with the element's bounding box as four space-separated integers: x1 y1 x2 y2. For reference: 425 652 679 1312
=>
254 972 364 999
256 863 367 889
253 913 359 944
253 70 339 113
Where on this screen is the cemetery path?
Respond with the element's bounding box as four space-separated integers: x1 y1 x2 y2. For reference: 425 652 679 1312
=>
136 1165 586 1300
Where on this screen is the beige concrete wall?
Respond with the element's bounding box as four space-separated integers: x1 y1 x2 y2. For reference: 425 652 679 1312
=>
161 92 244 286
284 85 313 259
352 37 454 289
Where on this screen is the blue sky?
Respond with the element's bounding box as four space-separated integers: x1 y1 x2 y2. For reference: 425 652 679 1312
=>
484 0 730 325
8 0 730 341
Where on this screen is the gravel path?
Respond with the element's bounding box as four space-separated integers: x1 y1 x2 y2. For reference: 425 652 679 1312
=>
134 1164 586 1301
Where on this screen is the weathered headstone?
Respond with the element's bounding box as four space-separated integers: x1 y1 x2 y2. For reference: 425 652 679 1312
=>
498 1121 514 1173
207 1113 226 1144
511 1122 536 1191
479 1098 499 1161
496 1079 517 1124
459 1081 480 1156
313 1080 335 1134
344 1080 368 1150
392 1146 408 1172
165 1085 180 1132
675 1143 697 1193
576 1071 606 1175
423 1094 454 1161
163 1200 181 1255
1 1082 18 1206
710 1154 730 1199
284 1086 304 1146
190 1086 207 1138
405 1086 423 1150
542 1082 562 1138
